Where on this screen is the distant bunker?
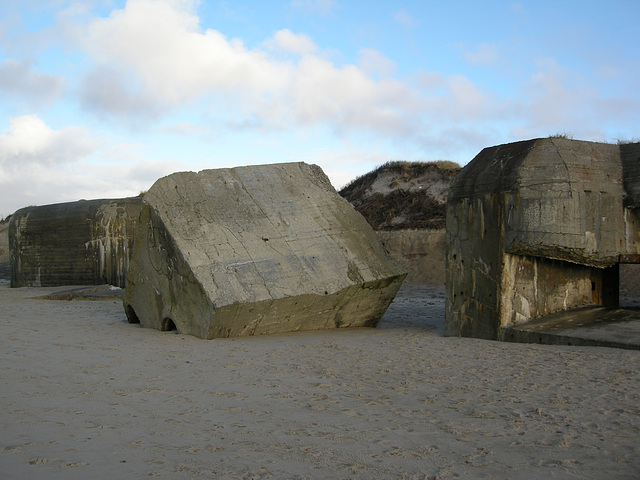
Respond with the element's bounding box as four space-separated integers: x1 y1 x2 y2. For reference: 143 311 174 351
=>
9 198 142 288
123 162 406 339
446 138 640 340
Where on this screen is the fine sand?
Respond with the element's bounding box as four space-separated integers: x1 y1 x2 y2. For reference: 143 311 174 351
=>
1 280 639 479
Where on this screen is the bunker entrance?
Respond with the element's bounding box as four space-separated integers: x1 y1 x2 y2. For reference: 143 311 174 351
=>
590 265 619 307
502 258 640 348
589 261 640 310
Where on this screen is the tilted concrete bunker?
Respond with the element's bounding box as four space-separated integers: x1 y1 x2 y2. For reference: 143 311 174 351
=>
445 138 640 340
9 198 142 288
123 162 406 339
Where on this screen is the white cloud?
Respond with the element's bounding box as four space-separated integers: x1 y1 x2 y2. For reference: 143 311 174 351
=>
290 56 417 135
0 115 164 216
79 65 163 119
0 59 65 105
266 29 317 55
358 48 397 78
2 165 122 213
78 0 423 137
72 0 523 147
156 121 218 138
509 57 640 141
520 58 604 135
417 73 493 121
126 160 178 186
528 59 578 126
84 0 290 106
416 126 495 160
0 115 98 168
70 0 638 163
446 75 492 116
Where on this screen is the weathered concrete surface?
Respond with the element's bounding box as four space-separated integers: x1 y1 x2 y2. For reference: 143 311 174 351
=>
446 138 640 340
9 198 142 288
502 306 640 350
0 220 9 281
376 229 446 285
123 162 406 339
449 138 627 268
621 143 640 208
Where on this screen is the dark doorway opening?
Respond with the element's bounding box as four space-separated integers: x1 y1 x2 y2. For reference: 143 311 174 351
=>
125 304 140 324
590 265 619 307
161 317 177 331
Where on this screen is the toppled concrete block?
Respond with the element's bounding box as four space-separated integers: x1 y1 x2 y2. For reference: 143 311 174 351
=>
123 162 406 338
9 198 142 288
446 138 640 340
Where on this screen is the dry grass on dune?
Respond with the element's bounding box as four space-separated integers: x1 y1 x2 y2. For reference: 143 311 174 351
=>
339 160 460 231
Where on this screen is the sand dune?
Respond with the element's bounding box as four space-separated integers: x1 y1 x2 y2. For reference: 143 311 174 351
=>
1 282 639 479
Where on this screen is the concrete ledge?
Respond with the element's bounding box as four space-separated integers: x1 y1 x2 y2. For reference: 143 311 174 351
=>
501 306 640 350
36 284 124 301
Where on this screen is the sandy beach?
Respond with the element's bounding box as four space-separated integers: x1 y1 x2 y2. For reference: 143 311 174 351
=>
1 279 639 480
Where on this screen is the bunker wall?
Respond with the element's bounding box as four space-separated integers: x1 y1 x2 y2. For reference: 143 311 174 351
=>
376 229 446 285
446 138 640 340
9 198 142 288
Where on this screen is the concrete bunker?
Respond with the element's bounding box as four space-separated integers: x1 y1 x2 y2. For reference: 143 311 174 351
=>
9 198 142 288
445 138 640 340
123 162 406 339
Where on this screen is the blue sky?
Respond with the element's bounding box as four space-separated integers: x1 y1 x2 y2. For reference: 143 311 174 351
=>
1 0 639 217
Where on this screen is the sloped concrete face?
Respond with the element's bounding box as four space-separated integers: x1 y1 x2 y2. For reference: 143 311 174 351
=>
446 138 640 340
9 198 142 288
123 162 406 339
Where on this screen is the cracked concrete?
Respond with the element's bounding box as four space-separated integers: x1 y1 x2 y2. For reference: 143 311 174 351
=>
123 162 406 339
446 138 640 341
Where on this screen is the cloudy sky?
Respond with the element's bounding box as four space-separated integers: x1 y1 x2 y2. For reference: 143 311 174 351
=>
1 0 638 217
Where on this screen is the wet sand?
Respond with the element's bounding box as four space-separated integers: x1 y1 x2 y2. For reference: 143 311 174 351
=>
1 281 639 479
